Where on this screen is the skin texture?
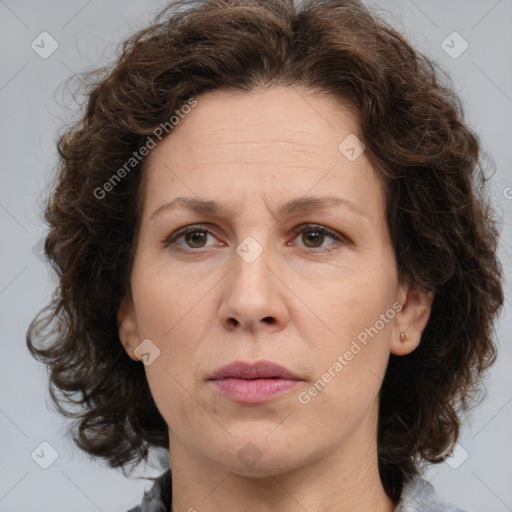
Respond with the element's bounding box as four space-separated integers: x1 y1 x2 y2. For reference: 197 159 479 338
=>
118 86 434 512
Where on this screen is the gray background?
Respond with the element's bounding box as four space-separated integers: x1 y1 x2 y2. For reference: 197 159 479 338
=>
0 1 511 511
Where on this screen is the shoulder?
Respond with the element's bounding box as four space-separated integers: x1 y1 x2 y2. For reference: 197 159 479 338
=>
124 469 172 512
394 474 469 512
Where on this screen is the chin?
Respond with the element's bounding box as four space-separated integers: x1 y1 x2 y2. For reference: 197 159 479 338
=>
225 452 303 479
211 431 310 478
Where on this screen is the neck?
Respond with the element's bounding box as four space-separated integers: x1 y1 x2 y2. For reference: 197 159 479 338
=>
168 408 395 512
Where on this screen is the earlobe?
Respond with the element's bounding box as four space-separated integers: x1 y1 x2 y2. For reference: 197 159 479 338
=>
117 294 141 362
390 283 434 356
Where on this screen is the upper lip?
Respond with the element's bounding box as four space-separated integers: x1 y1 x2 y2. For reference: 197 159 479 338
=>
209 360 302 380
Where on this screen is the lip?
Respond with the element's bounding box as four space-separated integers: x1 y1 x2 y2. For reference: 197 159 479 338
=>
208 360 303 404
211 360 301 380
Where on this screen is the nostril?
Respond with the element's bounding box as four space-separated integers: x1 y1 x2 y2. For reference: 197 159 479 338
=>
228 317 274 327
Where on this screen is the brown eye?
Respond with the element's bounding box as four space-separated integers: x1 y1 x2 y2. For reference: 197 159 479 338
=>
301 229 325 248
184 230 208 248
292 224 344 251
163 225 217 251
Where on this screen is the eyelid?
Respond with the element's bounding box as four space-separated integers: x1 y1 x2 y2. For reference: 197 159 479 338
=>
291 223 344 243
162 223 219 249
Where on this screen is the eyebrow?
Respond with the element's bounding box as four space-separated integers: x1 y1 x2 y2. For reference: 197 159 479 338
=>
149 195 370 222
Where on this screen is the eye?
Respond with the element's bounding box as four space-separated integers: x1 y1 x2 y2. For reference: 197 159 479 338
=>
291 223 344 250
162 224 219 251
162 223 345 253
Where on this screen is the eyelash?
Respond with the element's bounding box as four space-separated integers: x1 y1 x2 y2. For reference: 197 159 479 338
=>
162 223 345 253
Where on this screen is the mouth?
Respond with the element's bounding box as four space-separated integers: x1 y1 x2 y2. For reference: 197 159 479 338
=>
208 360 303 404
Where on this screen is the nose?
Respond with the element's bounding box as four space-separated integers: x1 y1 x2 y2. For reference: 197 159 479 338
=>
218 247 289 334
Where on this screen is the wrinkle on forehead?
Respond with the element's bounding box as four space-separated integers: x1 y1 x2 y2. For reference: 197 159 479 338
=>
154 93 363 173
179 139 340 168
141 85 379 222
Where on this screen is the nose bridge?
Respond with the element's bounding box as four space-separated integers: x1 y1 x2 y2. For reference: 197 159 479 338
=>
230 234 273 307
219 228 288 332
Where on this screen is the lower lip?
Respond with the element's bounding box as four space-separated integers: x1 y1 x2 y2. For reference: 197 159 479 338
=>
209 378 300 404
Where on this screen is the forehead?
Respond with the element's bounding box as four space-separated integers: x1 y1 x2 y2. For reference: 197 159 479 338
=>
164 86 361 158
141 86 383 220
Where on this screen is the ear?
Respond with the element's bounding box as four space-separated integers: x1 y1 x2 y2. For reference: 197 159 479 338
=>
117 292 141 362
390 279 435 356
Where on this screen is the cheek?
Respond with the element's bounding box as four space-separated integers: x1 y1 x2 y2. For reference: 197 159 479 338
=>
141 327 207 437
130 271 208 414
296 290 394 431
132 257 219 342
303 266 396 347
296 266 396 409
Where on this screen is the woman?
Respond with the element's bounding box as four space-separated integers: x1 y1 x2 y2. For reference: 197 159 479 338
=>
26 0 504 511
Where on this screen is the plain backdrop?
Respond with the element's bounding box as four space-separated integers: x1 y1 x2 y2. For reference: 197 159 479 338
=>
0 1 511 511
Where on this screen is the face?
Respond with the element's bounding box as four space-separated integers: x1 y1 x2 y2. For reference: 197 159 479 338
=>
118 85 433 477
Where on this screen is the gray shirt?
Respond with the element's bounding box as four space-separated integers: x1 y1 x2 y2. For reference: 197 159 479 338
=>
126 469 468 512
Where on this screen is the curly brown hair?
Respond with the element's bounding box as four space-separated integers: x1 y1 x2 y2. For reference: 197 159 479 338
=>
26 0 504 502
